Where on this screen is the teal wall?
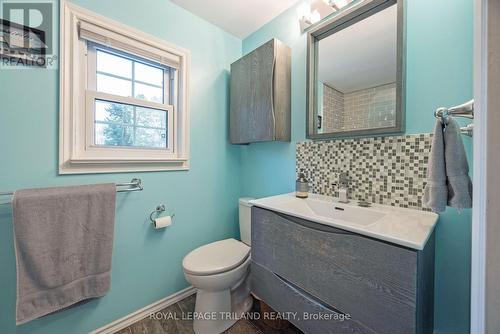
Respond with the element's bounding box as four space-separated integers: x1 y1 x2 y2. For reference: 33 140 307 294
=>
241 0 473 333
0 0 474 333
0 1 242 333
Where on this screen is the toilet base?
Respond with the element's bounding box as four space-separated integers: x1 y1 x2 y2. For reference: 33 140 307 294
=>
192 273 253 334
193 289 236 334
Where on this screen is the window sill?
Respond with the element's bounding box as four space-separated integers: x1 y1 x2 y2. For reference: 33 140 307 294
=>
59 159 189 174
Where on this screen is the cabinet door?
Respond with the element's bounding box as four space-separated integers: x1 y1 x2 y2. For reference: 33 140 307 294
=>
230 41 275 144
252 207 418 334
272 40 291 141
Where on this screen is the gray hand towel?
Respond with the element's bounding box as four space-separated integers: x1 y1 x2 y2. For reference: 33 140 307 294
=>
423 120 448 212
12 183 116 325
444 118 473 210
423 118 473 212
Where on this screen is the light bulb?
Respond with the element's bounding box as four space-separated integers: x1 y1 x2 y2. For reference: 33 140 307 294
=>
333 0 349 7
310 10 321 24
296 2 312 20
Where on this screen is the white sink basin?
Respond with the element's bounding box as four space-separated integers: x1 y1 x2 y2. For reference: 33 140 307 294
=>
305 199 385 226
251 193 439 250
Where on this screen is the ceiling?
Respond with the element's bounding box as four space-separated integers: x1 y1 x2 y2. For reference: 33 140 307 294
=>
170 0 299 39
318 4 397 93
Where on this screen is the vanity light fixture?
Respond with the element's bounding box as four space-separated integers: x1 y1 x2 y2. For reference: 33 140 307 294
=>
299 0 355 32
297 2 312 21
311 10 321 23
297 2 321 31
325 0 351 10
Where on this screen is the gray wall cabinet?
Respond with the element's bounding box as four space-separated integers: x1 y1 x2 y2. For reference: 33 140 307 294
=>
251 207 435 334
230 39 291 144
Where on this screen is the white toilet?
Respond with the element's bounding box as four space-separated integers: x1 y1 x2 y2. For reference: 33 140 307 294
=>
182 198 254 334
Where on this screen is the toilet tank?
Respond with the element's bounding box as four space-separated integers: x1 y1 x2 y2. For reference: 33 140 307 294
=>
239 198 254 246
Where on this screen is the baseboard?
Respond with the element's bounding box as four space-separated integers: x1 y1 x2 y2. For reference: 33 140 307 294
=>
90 286 196 334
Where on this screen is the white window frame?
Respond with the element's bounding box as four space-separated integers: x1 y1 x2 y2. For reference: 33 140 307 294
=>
59 1 190 174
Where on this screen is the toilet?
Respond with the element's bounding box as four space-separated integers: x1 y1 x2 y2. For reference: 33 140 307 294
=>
182 198 254 334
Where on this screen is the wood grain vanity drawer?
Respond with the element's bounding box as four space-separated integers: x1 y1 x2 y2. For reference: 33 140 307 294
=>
251 207 421 334
251 261 376 334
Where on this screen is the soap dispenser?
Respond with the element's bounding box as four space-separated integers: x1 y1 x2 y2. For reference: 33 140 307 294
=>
295 172 309 198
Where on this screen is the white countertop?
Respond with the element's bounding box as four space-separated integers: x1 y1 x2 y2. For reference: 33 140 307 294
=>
250 193 439 250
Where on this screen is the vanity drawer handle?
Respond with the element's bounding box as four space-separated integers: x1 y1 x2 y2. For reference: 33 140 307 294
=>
273 272 346 316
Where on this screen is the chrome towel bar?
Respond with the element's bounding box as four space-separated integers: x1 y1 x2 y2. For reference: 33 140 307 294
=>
435 99 474 137
460 124 474 137
435 99 474 120
0 178 143 205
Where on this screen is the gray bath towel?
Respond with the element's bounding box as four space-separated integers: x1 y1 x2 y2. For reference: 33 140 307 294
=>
423 120 448 212
423 118 472 212
12 184 116 325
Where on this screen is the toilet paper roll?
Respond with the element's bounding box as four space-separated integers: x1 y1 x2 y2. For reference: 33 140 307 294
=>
154 215 172 229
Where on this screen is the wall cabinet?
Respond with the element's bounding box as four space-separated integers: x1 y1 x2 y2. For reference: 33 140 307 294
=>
230 39 291 144
251 207 435 334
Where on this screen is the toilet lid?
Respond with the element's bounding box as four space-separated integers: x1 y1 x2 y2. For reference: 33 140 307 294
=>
183 238 250 275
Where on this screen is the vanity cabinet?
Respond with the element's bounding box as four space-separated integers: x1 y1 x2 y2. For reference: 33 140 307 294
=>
229 39 291 144
251 207 435 334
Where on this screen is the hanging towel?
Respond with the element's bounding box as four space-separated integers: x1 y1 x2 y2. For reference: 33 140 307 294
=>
423 120 448 212
12 184 116 325
443 118 473 210
423 118 473 212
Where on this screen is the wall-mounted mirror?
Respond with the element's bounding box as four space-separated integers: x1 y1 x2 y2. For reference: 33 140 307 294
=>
306 0 404 139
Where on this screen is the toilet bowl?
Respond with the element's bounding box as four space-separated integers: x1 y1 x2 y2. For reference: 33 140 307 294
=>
182 198 254 334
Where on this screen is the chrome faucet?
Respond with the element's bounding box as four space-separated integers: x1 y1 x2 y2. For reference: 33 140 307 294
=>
332 172 350 204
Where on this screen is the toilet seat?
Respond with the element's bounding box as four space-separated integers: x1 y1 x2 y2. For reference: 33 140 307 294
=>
183 238 250 276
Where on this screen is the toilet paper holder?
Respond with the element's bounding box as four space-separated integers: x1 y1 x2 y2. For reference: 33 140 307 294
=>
149 204 175 223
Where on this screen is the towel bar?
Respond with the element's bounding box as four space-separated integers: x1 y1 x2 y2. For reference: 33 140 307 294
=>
0 178 143 205
435 99 474 136
435 99 474 120
460 124 474 137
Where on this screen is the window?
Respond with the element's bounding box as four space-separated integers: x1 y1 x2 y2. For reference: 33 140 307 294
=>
89 46 174 150
59 2 190 173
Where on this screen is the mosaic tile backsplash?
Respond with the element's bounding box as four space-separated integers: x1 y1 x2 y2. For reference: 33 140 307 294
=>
296 134 433 210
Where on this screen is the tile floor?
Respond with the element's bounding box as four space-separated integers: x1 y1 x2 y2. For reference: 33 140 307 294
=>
115 294 303 334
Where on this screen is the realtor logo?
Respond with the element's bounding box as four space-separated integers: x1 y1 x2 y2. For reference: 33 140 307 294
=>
1 1 56 68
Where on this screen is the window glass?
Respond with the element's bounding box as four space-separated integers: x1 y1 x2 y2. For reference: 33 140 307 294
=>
135 62 164 86
96 73 132 97
94 100 167 148
97 50 132 78
95 48 166 104
136 106 167 128
134 83 163 103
